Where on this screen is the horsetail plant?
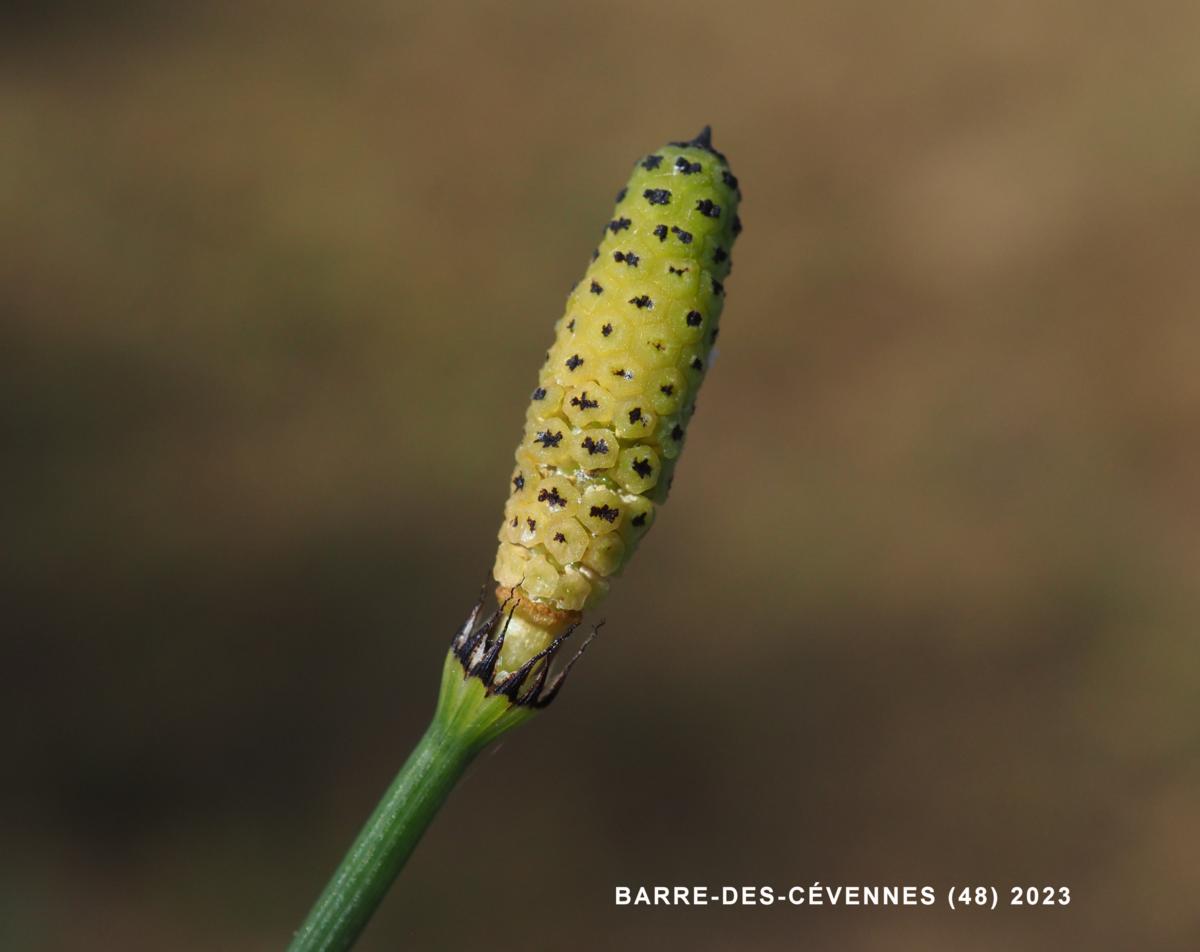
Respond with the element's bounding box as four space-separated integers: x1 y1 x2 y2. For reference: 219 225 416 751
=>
288 127 741 952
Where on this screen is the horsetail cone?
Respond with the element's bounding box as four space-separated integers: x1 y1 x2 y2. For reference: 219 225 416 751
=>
286 130 740 952
491 127 742 677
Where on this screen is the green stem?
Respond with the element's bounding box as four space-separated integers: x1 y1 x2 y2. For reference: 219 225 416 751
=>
287 720 470 952
288 651 536 952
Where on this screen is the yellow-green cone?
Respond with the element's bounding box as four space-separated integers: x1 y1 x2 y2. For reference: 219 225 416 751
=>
492 128 741 671
287 130 744 952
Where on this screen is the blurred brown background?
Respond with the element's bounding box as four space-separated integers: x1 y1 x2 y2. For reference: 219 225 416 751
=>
3 1 1199 949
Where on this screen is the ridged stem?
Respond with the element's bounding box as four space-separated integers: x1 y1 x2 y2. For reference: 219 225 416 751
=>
287 651 536 952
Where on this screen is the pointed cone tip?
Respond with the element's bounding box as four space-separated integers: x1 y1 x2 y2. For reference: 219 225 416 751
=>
670 125 726 161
